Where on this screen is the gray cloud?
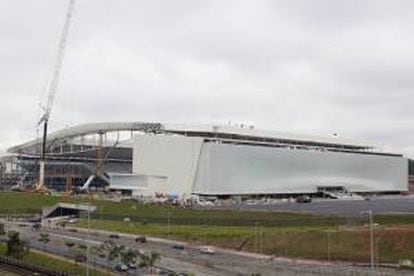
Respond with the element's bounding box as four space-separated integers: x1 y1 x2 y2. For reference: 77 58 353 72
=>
1 0 414 158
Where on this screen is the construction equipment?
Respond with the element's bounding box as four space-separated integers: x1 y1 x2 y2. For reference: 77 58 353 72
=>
79 136 119 193
37 0 75 191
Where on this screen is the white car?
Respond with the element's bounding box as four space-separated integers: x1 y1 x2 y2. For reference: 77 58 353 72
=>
115 263 128 272
200 246 216 255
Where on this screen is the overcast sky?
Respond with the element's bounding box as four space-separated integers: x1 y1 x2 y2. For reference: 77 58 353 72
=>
1 0 414 157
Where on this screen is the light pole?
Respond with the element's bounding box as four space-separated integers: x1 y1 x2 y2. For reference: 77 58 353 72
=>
326 229 332 262
167 212 171 235
203 224 207 245
360 210 374 270
86 204 91 276
254 222 258 254
260 225 263 255
327 230 331 262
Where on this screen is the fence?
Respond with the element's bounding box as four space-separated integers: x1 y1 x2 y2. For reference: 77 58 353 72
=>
90 213 363 227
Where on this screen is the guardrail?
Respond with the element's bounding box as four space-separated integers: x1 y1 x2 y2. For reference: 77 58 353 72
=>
0 210 40 217
0 256 68 276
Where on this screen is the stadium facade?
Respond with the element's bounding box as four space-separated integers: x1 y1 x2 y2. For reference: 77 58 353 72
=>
1 122 409 197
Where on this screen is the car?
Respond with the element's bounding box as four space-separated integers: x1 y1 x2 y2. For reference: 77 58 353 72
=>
127 262 137 269
172 244 185 250
135 236 146 243
67 228 77 233
114 263 128 272
109 234 119 239
200 246 216 255
296 195 312 203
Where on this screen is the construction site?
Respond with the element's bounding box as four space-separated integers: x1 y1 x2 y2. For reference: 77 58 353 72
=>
1 2 414 275
0 0 413 203
0 121 413 200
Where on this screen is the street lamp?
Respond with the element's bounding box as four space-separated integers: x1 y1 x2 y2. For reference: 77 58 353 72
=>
254 222 258 254
84 203 91 276
260 225 263 255
326 229 333 262
87 205 90 276
360 210 374 270
204 224 208 245
167 212 171 235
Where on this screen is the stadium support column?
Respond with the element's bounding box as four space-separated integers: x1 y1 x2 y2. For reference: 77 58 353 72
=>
95 132 104 178
66 176 73 193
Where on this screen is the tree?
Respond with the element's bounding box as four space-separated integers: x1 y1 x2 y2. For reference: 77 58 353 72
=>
6 231 29 259
73 250 87 265
70 243 88 265
38 233 50 250
77 243 87 251
139 251 160 273
0 223 5 235
65 240 75 250
99 240 115 253
121 247 138 266
90 245 103 268
107 244 125 263
96 240 142 268
64 240 76 260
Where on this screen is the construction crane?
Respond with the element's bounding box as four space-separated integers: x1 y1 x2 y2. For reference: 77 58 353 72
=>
37 0 75 191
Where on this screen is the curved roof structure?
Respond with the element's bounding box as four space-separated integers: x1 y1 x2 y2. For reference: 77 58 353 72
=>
8 121 377 154
8 122 163 153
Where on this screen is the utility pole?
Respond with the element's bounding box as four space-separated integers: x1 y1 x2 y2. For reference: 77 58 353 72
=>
254 222 258 254
260 225 263 255
167 212 171 234
204 224 207 245
369 210 374 270
327 230 331 262
86 204 91 276
360 210 374 270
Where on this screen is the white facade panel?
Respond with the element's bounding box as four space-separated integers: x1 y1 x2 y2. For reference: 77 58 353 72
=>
109 173 168 196
109 173 147 190
193 143 408 195
133 135 203 196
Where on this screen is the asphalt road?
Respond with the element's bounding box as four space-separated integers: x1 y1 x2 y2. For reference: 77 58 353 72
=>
208 197 414 216
4 221 414 276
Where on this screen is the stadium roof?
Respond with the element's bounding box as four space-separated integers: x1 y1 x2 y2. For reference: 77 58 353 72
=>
8 121 376 153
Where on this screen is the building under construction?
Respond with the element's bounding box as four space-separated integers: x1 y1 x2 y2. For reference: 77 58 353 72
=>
0 121 411 196
0 122 159 192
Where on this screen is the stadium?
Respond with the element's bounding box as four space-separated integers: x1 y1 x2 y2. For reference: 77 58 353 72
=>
0 122 410 197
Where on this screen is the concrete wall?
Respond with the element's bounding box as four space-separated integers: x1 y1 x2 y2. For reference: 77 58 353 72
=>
133 134 203 196
193 142 408 195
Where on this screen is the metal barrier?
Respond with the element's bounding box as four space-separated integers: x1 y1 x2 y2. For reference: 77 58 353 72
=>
0 255 68 276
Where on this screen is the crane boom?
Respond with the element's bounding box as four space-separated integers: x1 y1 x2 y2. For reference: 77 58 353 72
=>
38 0 75 189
